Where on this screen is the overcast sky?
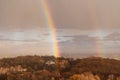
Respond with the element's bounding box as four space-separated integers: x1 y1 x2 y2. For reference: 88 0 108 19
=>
0 0 120 30
0 0 120 58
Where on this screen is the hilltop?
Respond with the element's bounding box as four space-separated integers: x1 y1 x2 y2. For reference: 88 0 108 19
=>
0 55 120 80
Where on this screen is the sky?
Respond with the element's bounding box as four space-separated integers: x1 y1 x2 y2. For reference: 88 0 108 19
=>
0 0 120 58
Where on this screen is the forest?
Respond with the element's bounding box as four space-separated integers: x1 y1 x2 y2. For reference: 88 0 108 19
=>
0 55 120 80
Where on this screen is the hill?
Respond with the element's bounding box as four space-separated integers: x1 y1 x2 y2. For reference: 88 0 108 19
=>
0 55 120 80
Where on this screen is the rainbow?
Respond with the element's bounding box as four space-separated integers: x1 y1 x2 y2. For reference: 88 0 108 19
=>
86 0 105 57
40 0 60 57
40 0 105 58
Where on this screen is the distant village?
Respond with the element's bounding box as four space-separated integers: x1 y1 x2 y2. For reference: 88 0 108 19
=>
0 65 27 74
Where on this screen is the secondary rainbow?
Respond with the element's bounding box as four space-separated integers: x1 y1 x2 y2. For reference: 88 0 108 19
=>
86 0 105 57
40 0 60 57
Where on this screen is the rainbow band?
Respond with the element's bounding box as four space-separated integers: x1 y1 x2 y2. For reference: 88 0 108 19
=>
40 0 104 57
86 0 105 57
40 0 60 57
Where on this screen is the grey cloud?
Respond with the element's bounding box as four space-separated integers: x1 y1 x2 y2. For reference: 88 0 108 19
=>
59 35 98 47
104 32 120 41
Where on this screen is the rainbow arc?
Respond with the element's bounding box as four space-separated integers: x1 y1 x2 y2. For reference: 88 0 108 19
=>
40 0 60 57
40 0 105 58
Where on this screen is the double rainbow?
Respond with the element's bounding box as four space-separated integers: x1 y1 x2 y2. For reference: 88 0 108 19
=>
40 0 104 58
